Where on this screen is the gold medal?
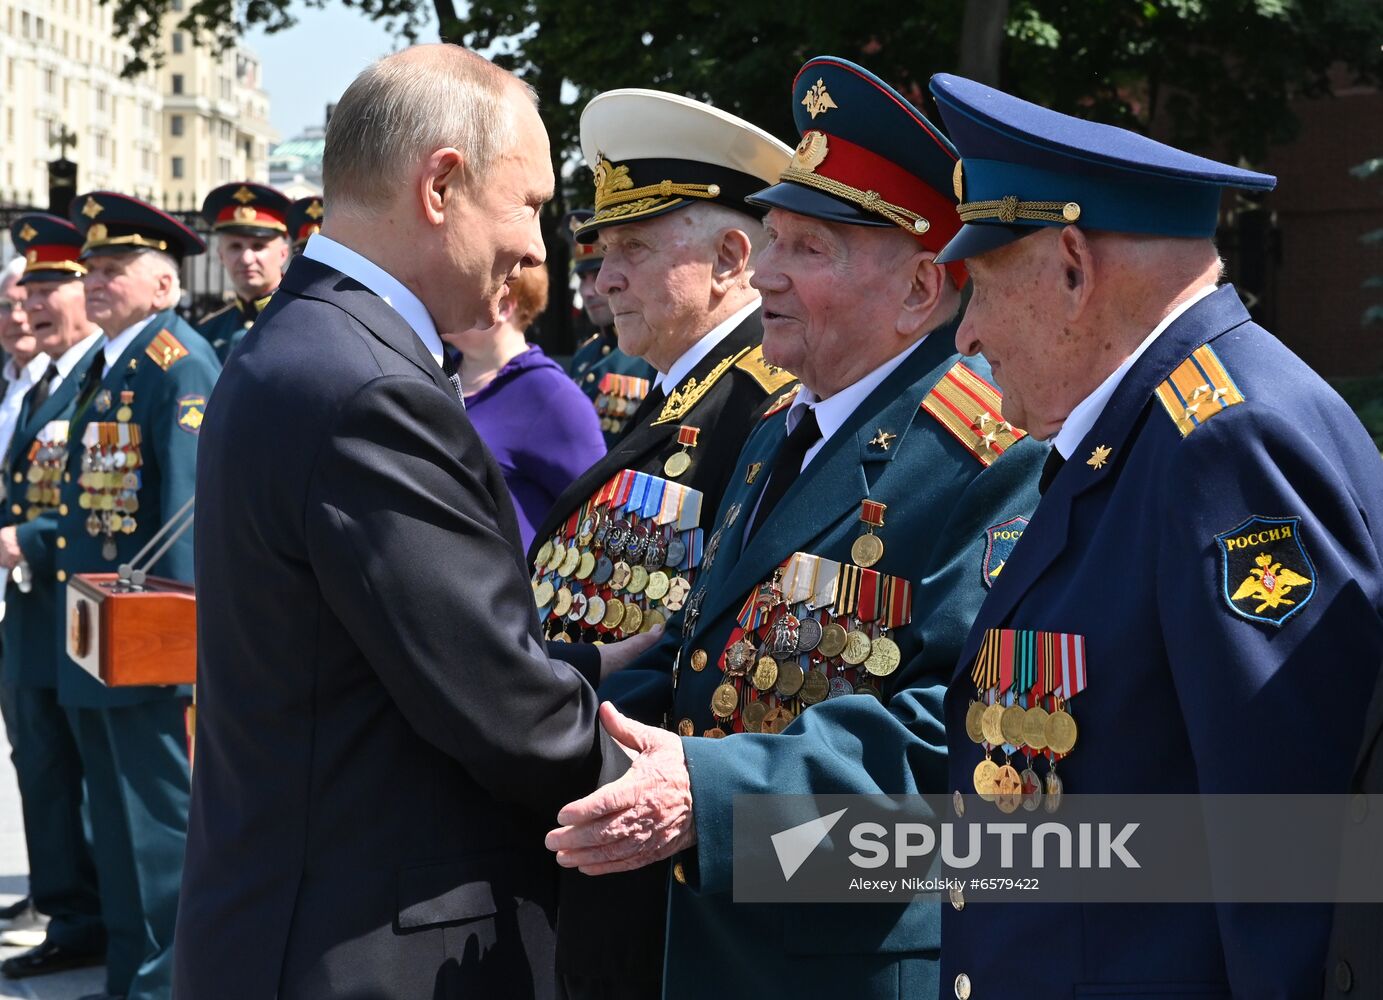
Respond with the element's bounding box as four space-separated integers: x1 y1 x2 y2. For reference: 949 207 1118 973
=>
602 598 626 630
575 551 596 581
583 594 606 626
994 764 1023 814
980 703 1005 746
533 580 554 608
677 718 695 737
1044 709 1078 755
965 700 986 744
999 705 1027 748
704 727 727 739
558 546 581 578
742 700 769 733
863 635 901 676
690 649 708 672
817 622 848 659
552 587 573 617
973 758 999 800
534 541 553 571
610 561 632 591
1044 770 1064 813
850 533 884 568
1022 705 1049 750
641 609 665 633
840 629 872 665
545 542 566 573
800 668 830 705
751 656 778 691
763 704 796 734
621 602 644 635
645 570 670 601
775 659 805 697
663 451 692 478
627 565 649 595
711 682 739 719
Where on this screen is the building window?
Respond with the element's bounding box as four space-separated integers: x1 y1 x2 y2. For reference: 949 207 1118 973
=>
172 32 183 54
96 87 107 111
170 114 184 137
171 74 183 95
43 68 56 95
5 109 13 142
171 157 184 179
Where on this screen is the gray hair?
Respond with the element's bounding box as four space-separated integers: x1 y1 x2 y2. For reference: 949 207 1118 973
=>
323 44 537 214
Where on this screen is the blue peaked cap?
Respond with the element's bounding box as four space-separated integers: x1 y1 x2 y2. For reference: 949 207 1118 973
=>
928 73 1277 263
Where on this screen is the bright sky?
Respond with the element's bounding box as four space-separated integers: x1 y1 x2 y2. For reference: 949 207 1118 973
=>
246 6 438 142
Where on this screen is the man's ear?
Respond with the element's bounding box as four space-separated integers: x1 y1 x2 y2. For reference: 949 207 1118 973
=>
1055 225 1096 320
709 228 753 295
421 147 466 226
897 250 945 337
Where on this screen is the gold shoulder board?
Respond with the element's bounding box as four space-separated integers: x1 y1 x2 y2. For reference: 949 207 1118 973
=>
920 362 1026 467
146 329 190 371
651 347 751 426
761 385 799 419
734 345 796 394
1153 344 1244 438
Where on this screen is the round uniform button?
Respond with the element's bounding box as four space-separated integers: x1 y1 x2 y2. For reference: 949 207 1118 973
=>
9 504 19 516
58 504 68 516
672 862 687 885
63 473 71 483
56 570 66 582
56 537 66 549
601 345 611 356
1336 959 1353 993
954 972 972 999
11 473 20 484
585 373 596 383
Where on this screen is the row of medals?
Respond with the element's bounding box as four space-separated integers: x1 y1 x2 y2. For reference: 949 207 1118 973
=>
694 540 902 739
964 696 1077 814
21 436 68 521
79 419 143 561
532 505 694 642
595 390 642 437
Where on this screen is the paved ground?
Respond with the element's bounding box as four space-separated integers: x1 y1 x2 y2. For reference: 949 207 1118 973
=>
0 723 105 999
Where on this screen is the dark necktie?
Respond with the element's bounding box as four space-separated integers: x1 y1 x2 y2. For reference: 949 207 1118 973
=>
1038 447 1065 495
746 407 822 542
629 384 666 428
72 350 107 420
22 362 59 421
439 351 465 405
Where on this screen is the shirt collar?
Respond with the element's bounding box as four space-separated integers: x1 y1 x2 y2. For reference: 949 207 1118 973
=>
54 330 104 379
785 334 928 452
1051 283 1218 459
3 353 48 386
302 233 444 367
652 298 761 394
104 314 159 368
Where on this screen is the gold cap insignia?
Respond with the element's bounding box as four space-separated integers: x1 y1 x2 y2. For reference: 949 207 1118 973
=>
790 131 829 174
18 223 37 242
25 250 37 263
801 79 838 119
592 155 634 207
81 197 103 219
232 185 256 205
305 200 323 220
305 224 321 239
233 205 257 223
88 223 108 242
952 160 964 201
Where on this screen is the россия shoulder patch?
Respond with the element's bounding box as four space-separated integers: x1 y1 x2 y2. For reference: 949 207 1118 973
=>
1215 514 1315 627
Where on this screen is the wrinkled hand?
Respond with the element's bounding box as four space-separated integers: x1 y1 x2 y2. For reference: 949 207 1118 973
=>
0 527 21 570
596 624 664 683
545 702 696 875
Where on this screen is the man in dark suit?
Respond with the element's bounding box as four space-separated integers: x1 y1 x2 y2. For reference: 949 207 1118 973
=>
176 45 651 1000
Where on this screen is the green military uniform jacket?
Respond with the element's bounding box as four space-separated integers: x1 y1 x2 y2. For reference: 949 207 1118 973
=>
3 337 107 689
604 326 1046 999
52 309 220 708
196 293 272 364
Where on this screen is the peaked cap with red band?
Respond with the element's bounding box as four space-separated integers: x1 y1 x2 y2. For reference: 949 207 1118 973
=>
201 182 291 239
747 56 967 288
287 195 324 250
561 208 605 274
9 213 86 284
69 191 206 263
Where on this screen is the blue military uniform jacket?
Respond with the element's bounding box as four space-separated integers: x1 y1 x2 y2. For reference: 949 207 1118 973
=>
52 309 220 708
607 325 1045 999
196 295 270 364
3 337 106 689
941 286 1383 999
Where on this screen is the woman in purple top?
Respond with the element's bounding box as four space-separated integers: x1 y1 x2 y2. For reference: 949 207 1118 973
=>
441 265 606 550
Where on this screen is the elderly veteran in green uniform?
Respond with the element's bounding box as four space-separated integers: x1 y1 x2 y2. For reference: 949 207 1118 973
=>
527 91 794 1000
0 214 106 982
546 57 1046 1000
286 194 323 256
563 207 656 446
57 191 220 1000
196 182 291 363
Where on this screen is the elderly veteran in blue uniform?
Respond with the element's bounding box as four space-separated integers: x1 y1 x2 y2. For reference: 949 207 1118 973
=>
0 215 106 982
58 192 219 1000
563 208 656 445
547 57 1046 1000
285 194 323 255
196 181 291 363
917 76 1383 999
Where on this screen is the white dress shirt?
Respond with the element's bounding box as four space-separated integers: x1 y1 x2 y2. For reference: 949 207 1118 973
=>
50 330 105 392
652 298 762 395
103 315 158 368
302 233 445 368
0 353 49 459
1051 284 1218 459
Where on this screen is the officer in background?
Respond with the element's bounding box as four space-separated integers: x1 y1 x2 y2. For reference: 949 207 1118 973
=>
545 58 1045 999
0 216 107 983
530 91 794 1000
562 208 655 446
286 195 323 256
921 75 1383 998
60 191 220 1000
196 182 291 362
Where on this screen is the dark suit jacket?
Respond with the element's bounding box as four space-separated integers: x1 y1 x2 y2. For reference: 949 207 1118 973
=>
175 256 625 1000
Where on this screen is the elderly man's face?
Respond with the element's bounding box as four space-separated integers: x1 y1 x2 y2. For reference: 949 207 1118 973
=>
83 252 167 337
0 278 36 361
578 268 613 329
24 278 89 357
595 213 719 370
751 209 921 397
216 233 289 300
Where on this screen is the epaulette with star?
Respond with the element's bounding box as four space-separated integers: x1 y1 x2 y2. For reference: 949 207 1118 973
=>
734 346 796 394
760 385 799 419
921 362 1026 466
145 329 190 371
1154 343 1244 437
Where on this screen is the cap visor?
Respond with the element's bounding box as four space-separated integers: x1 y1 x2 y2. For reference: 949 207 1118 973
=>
746 182 893 229
935 223 1036 264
